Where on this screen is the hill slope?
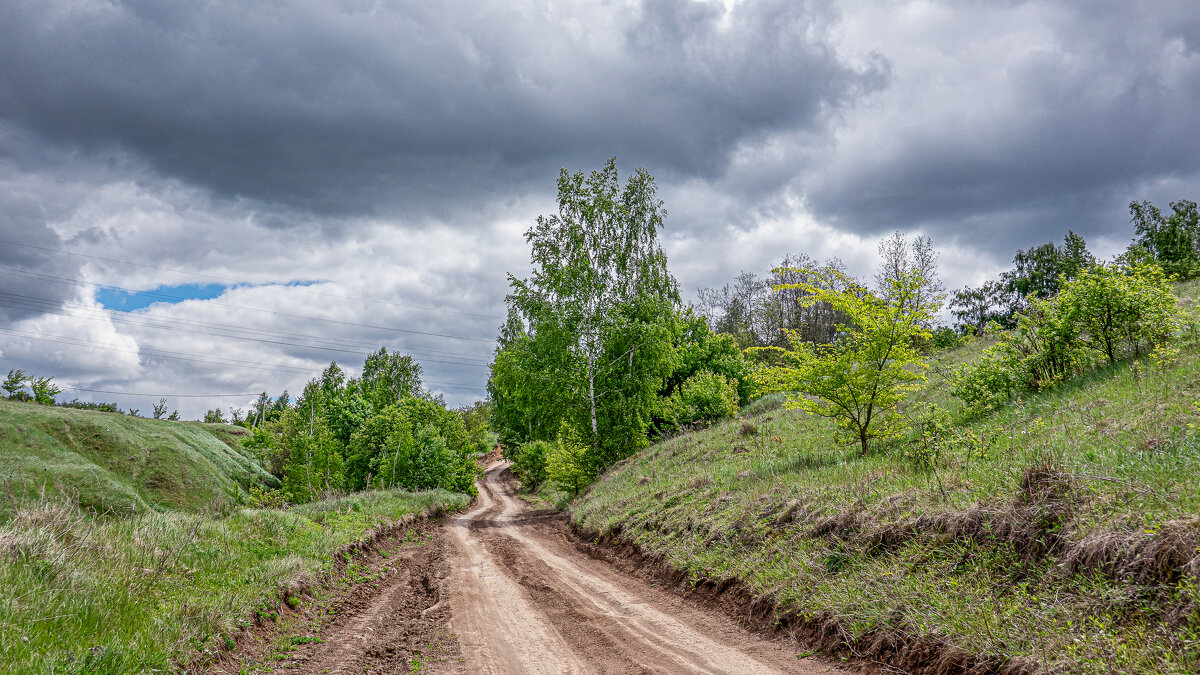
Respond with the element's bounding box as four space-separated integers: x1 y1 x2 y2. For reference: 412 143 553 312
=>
572 292 1200 673
0 399 278 516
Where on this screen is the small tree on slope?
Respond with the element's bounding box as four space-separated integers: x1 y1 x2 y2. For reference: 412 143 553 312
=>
753 236 943 456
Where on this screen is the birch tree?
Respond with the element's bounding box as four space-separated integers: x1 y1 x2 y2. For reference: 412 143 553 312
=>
495 158 678 470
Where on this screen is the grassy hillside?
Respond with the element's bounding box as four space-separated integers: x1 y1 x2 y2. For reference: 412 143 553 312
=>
572 287 1200 673
0 399 470 672
0 399 279 516
0 488 468 672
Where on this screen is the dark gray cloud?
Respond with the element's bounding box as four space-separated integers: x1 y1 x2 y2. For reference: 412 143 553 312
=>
0 195 81 322
0 0 882 218
802 0 1200 253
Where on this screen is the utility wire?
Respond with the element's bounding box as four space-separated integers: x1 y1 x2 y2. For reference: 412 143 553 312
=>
0 266 497 344
0 237 504 320
59 386 261 398
2 328 485 391
0 326 316 376
0 293 490 368
0 290 493 364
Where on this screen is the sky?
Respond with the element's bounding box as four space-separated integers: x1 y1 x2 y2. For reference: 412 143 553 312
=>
1 0 1198 418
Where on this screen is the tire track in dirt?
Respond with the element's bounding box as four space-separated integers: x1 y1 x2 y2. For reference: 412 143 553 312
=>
444 470 586 674
444 461 850 674
214 519 465 675
219 465 851 674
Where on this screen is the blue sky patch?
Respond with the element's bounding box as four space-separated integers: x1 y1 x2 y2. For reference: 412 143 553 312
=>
96 283 231 311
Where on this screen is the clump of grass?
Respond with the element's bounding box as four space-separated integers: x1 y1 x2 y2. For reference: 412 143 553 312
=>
0 488 467 672
739 392 787 419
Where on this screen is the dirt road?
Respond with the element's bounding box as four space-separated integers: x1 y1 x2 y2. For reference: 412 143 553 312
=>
247 462 848 674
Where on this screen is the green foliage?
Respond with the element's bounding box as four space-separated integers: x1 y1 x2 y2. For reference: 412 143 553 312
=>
511 440 551 493
665 310 754 405
203 408 227 423
660 371 739 431
754 240 941 455
2 369 27 399
361 347 424 409
950 230 1096 332
571 281 1200 673
1058 262 1181 364
28 375 61 405
491 158 679 473
1010 296 1084 388
930 326 962 350
1130 199 1200 279
343 401 476 497
546 424 593 497
247 483 287 508
952 262 1183 415
57 399 121 413
949 339 1024 414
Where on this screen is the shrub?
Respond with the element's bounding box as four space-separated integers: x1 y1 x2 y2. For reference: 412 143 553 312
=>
661 371 739 431
949 339 1024 415
512 440 551 493
930 326 962 350
951 261 1184 416
547 425 593 497
1011 297 1085 388
1057 262 1181 364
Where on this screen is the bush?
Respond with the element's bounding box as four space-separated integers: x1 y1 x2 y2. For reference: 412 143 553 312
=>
930 326 962 350
661 371 739 431
951 261 1183 416
547 425 593 497
512 440 551 493
949 339 1024 415
1058 262 1181 364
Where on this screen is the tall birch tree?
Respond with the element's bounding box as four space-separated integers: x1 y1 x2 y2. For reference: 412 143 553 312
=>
493 158 678 470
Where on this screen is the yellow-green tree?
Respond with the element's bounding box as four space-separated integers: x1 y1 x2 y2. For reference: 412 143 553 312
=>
754 238 942 456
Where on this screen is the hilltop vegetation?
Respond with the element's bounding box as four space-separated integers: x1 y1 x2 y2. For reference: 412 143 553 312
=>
573 307 1200 671
0 399 277 517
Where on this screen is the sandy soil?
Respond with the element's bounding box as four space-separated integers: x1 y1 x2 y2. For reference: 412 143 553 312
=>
223 462 852 674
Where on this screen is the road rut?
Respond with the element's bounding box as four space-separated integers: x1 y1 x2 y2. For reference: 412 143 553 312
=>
227 462 850 674
443 461 848 674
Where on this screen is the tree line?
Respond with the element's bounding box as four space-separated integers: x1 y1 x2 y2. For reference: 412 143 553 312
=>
239 347 490 504
490 158 1192 489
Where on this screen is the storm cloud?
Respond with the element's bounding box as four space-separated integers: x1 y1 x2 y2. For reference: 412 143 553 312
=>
0 0 884 218
1 0 1199 413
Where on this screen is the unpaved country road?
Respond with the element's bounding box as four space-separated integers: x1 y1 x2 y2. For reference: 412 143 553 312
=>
444 461 849 674
265 461 850 674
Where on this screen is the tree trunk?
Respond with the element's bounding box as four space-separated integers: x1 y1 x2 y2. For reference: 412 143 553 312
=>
587 357 600 456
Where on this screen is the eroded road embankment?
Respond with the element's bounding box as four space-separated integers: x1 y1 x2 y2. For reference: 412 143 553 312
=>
249 463 849 674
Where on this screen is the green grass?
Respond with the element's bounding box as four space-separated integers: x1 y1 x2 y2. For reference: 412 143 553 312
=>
0 399 470 672
0 399 279 517
0 488 468 673
573 290 1200 673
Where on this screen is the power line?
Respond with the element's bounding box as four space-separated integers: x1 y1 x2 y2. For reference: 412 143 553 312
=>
0 266 498 344
0 327 316 376
0 290 493 363
0 292 491 368
59 386 261 398
0 237 504 321
2 329 486 393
